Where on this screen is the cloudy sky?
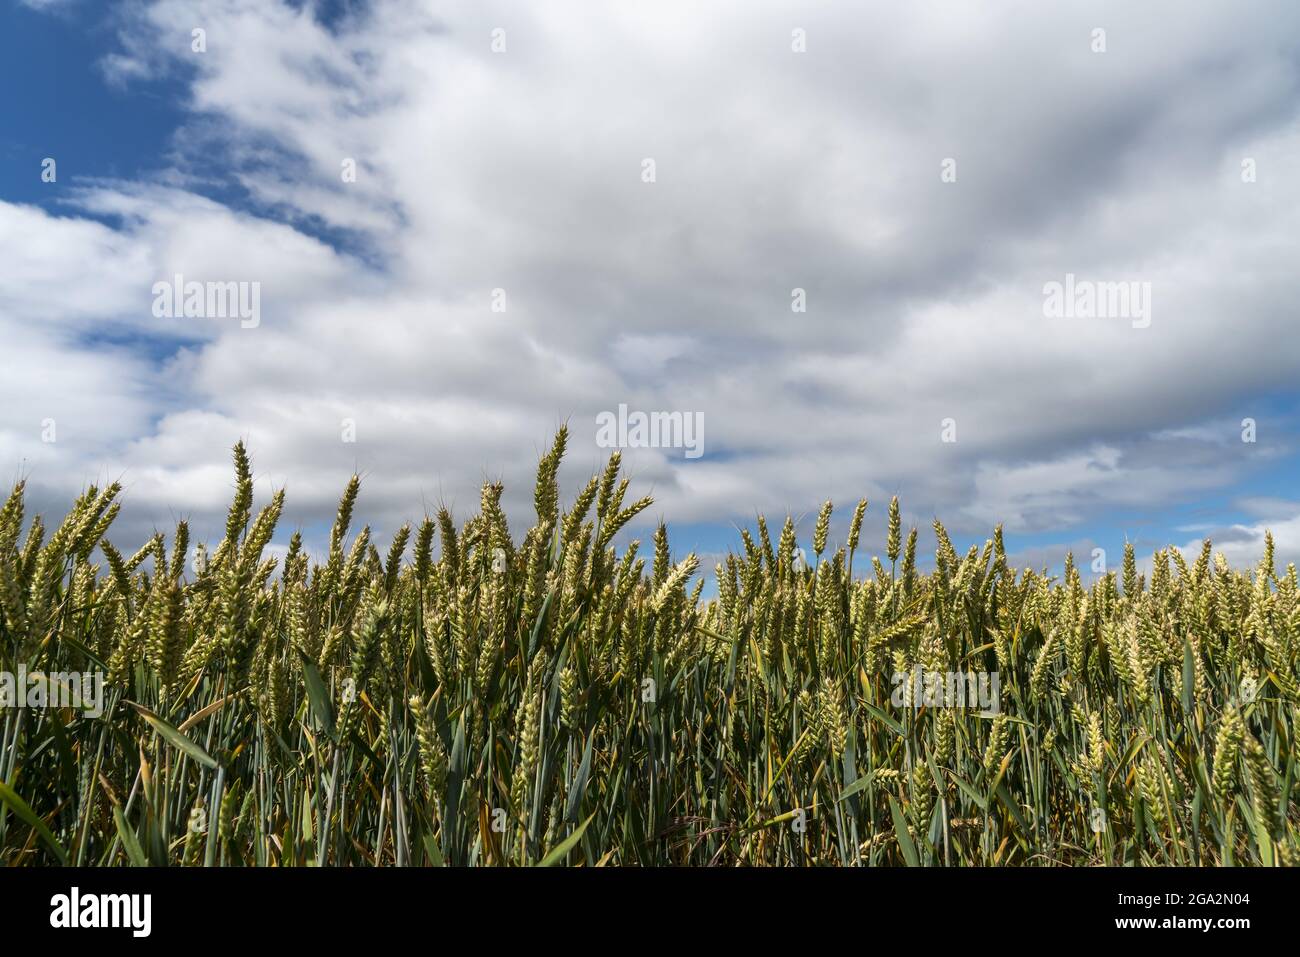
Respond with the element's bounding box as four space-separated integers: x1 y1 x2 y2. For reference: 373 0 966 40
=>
3 0 1300 577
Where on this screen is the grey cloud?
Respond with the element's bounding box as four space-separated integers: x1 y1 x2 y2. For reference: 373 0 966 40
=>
5 0 1300 555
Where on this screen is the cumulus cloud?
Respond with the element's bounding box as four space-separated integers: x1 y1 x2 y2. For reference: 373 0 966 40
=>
4 0 1300 563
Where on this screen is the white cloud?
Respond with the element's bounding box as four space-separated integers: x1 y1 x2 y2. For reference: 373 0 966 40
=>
6 0 1300 556
1169 515 1300 574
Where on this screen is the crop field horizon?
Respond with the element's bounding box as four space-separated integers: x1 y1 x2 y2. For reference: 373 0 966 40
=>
5 9 1300 939
0 429 1294 867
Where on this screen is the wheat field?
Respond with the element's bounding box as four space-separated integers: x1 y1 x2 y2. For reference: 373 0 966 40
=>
0 429 1295 866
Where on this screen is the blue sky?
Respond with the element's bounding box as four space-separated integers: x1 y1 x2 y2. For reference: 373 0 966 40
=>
4 0 1300 588
1 3 175 205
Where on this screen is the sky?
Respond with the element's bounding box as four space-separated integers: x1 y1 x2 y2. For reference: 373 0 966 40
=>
3 0 1300 583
